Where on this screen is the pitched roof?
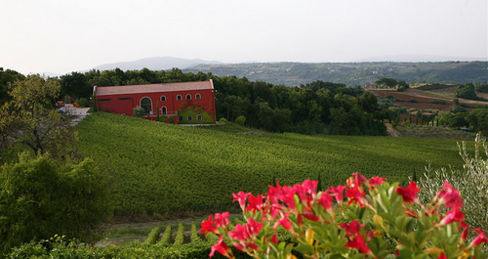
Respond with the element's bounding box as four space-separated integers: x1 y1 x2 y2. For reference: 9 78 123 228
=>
95 80 214 96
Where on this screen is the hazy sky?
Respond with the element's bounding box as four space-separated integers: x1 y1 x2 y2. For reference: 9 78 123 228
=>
1 0 487 74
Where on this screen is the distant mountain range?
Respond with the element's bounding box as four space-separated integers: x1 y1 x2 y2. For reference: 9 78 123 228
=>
89 57 488 86
93 56 221 71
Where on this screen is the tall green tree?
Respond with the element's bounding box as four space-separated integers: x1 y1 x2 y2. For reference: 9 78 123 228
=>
7 75 73 156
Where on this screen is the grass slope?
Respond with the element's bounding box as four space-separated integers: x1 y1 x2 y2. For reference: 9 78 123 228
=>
77 113 465 216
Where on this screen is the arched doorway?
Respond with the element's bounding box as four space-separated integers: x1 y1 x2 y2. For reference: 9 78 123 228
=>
140 97 152 115
161 106 167 115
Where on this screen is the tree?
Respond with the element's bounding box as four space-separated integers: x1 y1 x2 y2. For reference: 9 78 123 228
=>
375 78 398 88
0 67 25 105
5 75 73 156
59 72 90 99
456 83 478 100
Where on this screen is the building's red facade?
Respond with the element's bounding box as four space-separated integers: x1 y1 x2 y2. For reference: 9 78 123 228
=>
94 80 216 124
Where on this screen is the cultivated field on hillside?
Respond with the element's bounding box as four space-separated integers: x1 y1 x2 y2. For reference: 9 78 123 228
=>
77 113 465 216
368 87 488 111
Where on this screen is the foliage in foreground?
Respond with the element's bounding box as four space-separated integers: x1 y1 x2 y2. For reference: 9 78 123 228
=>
419 133 488 232
77 112 462 216
8 235 249 259
201 174 487 258
0 153 111 255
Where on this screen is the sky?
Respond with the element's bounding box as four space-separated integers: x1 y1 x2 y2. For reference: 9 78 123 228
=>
1 0 487 74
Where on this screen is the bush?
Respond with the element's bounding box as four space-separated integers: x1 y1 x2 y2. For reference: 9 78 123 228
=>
219 117 228 123
133 106 146 117
78 98 89 107
419 133 488 232
201 174 487 258
174 222 184 246
191 222 200 243
159 225 172 246
144 226 163 245
0 153 111 255
234 115 246 125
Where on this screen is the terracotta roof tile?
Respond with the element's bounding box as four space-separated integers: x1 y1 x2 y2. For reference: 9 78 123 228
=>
95 80 214 96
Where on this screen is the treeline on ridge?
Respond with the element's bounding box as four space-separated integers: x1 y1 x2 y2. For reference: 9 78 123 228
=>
1 67 388 135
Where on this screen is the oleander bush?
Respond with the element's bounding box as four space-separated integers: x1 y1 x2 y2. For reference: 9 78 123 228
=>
201 174 487 258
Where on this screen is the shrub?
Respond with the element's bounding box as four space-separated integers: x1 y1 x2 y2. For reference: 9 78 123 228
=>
419 133 488 232
78 97 89 107
191 222 201 243
174 222 185 246
159 225 172 246
133 106 146 117
219 117 228 123
144 226 163 245
234 115 246 125
0 153 111 255
201 174 487 258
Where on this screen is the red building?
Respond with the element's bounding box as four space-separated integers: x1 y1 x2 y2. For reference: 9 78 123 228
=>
94 80 216 124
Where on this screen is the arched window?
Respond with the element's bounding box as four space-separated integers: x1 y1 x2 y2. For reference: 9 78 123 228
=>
177 95 182 101
195 94 201 100
161 96 166 101
187 115 192 121
197 114 202 120
186 94 191 100
140 97 152 115
161 106 167 115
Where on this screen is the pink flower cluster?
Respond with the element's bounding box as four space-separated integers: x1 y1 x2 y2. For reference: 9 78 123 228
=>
200 173 487 258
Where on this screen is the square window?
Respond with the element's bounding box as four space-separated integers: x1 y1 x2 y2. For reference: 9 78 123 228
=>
187 116 192 121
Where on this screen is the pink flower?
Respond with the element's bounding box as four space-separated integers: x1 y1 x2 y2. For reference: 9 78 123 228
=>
345 234 371 254
468 229 488 248
246 194 264 212
327 185 346 203
270 234 279 245
229 224 249 241
281 186 296 210
209 236 230 258
347 173 368 189
318 192 333 210
346 186 366 207
274 215 293 231
368 176 387 186
435 181 463 209
214 212 230 227
439 207 464 226
293 179 318 205
199 215 218 235
395 182 421 204
246 218 263 236
340 221 363 237
438 253 446 259
233 191 251 210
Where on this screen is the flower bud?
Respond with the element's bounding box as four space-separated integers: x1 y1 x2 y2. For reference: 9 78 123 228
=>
373 214 384 227
305 228 315 245
424 247 443 254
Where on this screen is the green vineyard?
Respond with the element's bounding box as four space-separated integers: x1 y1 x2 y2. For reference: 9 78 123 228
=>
77 112 466 216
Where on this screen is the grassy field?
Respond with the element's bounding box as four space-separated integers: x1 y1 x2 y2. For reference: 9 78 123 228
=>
77 112 468 217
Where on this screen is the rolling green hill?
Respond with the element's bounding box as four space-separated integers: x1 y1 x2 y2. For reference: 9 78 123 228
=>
77 112 465 216
185 61 488 86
